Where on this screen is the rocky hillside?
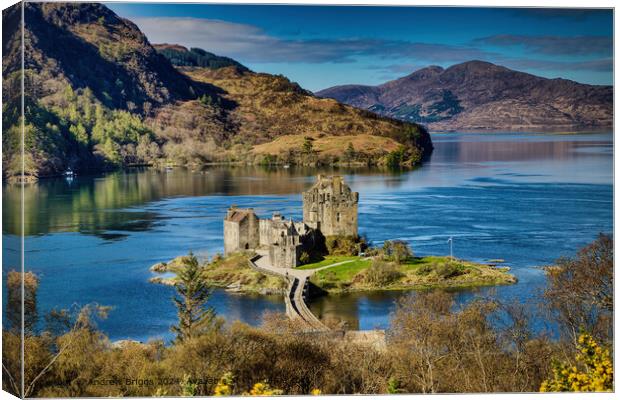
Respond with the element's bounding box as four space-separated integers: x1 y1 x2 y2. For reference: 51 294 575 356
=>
317 61 613 131
2 2 217 179
155 51 432 166
2 2 432 180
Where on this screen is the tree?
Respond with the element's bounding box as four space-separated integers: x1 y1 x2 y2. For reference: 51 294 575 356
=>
344 142 356 163
389 292 515 393
3 297 110 398
302 137 314 154
69 123 88 146
382 240 413 263
6 270 39 336
100 137 121 164
171 252 215 342
543 234 613 345
385 146 406 169
63 85 76 103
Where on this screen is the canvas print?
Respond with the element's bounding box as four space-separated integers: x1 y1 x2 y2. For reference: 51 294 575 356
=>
1 1 614 397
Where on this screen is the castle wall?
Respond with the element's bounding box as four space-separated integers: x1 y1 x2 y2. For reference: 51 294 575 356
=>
246 215 260 248
269 243 302 269
223 208 260 255
223 220 240 255
302 175 359 237
259 219 273 247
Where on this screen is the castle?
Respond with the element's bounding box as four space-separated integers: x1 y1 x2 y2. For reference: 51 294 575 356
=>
224 175 359 268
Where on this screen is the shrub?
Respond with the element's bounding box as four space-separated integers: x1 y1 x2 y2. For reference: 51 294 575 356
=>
435 262 464 279
382 240 413 263
260 154 278 165
364 260 403 286
325 235 364 256
299 252 311 265
416 264 434 275
540 333 613 392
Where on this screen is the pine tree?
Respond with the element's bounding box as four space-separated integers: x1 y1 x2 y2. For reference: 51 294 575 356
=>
171 252 215 342
344 142 356 163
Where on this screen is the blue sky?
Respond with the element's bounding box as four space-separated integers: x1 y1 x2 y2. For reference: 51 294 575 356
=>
107 4 613 91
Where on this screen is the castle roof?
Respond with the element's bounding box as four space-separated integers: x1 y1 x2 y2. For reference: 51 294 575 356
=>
226 207 256 223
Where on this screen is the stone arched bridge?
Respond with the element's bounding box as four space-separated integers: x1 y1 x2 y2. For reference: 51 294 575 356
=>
248 252 386 348
248 251 371 332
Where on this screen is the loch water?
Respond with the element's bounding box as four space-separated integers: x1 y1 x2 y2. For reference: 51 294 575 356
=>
2 132 613 342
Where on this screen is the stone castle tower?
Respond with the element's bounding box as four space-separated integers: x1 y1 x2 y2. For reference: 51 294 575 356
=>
223 207 259 255
302 175 358 237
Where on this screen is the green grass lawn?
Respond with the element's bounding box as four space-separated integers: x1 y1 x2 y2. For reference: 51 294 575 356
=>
297 255 359 270
312 258 372 280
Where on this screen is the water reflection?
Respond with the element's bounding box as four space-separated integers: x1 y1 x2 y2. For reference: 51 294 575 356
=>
432 133 610 163
3 132 612 238
3 166 404 237
309 287 496 331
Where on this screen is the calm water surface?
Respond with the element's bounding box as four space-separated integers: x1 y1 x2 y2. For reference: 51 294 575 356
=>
2 132 613 341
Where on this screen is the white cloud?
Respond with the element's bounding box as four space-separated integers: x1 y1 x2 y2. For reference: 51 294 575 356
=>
132 17 492 64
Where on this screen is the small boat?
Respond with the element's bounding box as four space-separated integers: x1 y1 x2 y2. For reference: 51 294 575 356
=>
63 168 76 177
283 164 290 169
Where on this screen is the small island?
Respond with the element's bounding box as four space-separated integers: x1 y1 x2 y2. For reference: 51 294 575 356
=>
150 175 516 331
151 249 514 294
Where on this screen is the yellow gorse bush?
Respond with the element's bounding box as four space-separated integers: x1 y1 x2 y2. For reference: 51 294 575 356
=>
213 372 283 396
213 372 234 396
540 333 613 392
245 382 283 396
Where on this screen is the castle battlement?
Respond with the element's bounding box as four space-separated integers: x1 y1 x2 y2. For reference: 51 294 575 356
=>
302 175 358 237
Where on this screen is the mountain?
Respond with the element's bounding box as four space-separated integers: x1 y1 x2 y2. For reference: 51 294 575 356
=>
155 47 433 165
3 2 219 179
316 61 613 131
2 2 432 181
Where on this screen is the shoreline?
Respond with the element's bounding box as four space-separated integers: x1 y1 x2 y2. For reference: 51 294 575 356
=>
311 275 517 295
6 130 612 184
151 253 516 297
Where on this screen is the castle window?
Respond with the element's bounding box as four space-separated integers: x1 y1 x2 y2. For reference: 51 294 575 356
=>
337 212 341 222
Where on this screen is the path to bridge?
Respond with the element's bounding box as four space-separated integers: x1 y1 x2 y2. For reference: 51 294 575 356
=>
248 251 359 332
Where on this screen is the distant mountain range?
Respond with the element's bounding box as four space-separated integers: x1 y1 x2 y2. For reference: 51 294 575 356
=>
316 61 613 131
2 3 431 180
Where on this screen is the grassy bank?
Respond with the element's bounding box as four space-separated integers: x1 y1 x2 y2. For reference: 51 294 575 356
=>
150 253 287 295
297 255 361 270
309 255 516 293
